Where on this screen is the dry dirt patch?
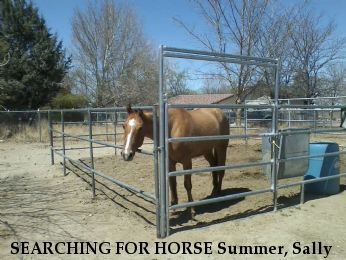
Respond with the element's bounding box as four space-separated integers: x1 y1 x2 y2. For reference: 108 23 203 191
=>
0 142 346 260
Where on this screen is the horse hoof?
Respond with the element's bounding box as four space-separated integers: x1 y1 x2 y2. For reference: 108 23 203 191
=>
211 189 218 197
191 207 196 218
185 207 196 218
211 188 221 197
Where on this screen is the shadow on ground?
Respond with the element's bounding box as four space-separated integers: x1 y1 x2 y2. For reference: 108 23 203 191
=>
65 160 346 236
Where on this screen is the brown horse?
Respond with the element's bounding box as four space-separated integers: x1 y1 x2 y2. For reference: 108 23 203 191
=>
121 105 229 208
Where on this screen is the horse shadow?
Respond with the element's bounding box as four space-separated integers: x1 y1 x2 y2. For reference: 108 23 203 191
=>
170 184 346 234
170 187 252 227
194 188 250 214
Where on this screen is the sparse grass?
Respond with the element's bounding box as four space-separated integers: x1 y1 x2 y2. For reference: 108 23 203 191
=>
0 122 48 142
1 121 124 144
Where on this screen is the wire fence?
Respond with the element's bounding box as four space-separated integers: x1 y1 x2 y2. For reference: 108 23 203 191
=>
0 109 128 142
2 96 345 143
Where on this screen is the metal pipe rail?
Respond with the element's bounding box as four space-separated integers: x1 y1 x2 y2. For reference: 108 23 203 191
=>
52 121 119 125
278 96 346 102
162 46 278 66
163 52 278 68
169 160 273 177
48 106 153 113
247 118 272 122
279 127 346 136
53 146 109 151
280 105 345 109
280 108 341 111
277 172 346 190
170 188 273 210
278 150 346 163
168 132 275 143
54 150 156 202
53 133 120 139
168 103 273 109
52 129 154 156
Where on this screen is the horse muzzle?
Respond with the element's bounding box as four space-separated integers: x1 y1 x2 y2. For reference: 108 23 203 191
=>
121 150 134 161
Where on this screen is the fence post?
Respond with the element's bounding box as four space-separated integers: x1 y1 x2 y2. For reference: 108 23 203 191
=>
114 111 118 156
88 109 96 198
272 60 281 212
105 112 109 141
152 105 160 238
158 45 168 238
300 183 305 204
37 108 42 142
244 105 248 144
288 100 291 128
164 96 170 237
313 110 317 132
271 135 280 211
48 110 54 165
61 111 66 176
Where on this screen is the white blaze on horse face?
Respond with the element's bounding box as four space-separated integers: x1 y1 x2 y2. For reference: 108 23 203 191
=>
124 118 137 155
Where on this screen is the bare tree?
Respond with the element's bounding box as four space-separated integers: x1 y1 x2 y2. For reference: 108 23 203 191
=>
323 62 346 98
71 0 158 106
165 63 189 97
201 76 230 94
291 10 346 99
255 3 302 92
175 0 271 103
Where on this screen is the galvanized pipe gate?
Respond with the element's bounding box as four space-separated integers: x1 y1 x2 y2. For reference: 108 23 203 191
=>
156 46 346 238
157 46 281 237
48 46 346 239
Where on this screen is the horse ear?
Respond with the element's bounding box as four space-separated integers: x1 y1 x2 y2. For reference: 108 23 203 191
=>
127 104 133 114
138 109 144 118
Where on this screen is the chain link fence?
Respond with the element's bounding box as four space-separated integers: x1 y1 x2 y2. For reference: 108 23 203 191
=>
0 109 127 142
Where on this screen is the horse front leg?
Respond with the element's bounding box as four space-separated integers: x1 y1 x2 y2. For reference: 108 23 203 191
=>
169 161 178 206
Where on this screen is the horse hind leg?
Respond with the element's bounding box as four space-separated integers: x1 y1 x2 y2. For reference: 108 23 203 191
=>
183 160 193 202
169 161 178 206
214 144 228 195
183 159 195 216
204 151 218 196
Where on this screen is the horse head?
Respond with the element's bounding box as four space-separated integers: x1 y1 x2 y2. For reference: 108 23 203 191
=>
121 104 146 161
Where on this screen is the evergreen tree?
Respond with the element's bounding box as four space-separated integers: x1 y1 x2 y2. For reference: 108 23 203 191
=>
0 0 71 109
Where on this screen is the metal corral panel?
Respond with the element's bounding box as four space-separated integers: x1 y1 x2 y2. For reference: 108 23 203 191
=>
278 129 310 179
304 143 340 195
262 128 310 179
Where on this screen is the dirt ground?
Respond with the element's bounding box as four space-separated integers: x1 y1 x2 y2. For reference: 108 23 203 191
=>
1 139 346 260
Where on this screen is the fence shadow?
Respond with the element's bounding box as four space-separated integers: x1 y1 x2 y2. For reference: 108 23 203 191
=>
66 160 157 227
170 184 346 235
0 173 89 249
277 183 346 207
61 160 346 237
195 188 250 215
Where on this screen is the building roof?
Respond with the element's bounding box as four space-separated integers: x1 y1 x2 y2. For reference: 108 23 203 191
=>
169 94 234 104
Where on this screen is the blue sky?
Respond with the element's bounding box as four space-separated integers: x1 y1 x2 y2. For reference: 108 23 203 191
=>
31 0 346 90
32 0 203 51
32 0 346 53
